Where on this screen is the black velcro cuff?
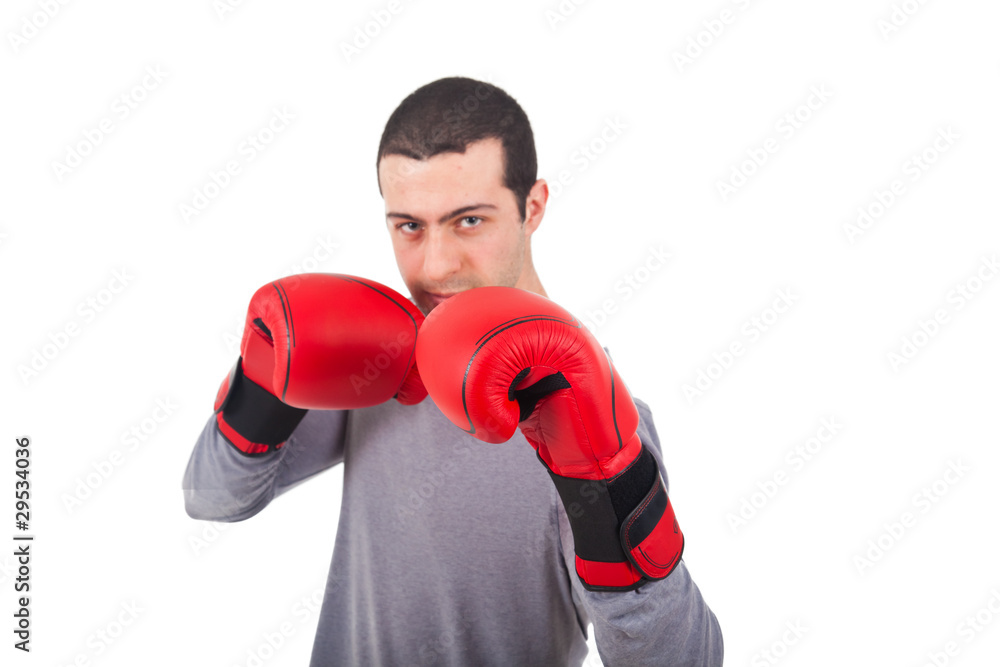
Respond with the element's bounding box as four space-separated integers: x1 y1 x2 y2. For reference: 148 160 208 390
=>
621 472 669 555
546 467 626 563
217 358 307 455
607 446 658 522
544 446 660 563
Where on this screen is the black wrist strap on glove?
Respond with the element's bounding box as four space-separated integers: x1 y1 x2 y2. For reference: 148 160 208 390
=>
214 358 308 456
544 445 684 591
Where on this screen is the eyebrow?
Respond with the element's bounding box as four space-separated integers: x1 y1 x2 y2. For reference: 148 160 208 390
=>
386 203 498 225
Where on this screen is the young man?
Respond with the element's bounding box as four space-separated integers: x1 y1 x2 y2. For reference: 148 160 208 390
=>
184 77 723 666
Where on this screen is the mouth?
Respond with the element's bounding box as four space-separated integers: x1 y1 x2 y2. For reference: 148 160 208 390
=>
425 292 459 308
424 292 459 310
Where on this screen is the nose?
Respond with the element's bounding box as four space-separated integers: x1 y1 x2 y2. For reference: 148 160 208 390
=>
423 227 461 284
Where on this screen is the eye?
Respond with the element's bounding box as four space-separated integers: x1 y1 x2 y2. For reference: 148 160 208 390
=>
396 221 421 234
459 216 483 228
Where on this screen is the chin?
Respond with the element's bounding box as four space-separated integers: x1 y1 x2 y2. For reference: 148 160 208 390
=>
415 296 435 316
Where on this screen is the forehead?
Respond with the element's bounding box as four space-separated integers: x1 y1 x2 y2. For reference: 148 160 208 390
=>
378 137 506 200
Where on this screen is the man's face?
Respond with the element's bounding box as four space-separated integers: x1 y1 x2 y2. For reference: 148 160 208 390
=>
378 137 544 315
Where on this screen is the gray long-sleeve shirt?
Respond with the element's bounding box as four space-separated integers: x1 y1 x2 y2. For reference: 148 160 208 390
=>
183 394 723 666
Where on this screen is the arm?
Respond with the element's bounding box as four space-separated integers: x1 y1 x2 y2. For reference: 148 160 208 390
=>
416 287 722 663
561 398 723 666
182 408 348 522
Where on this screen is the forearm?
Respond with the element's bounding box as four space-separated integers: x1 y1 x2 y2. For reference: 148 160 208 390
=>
566 400 723 664
182 408 348 521
572 555 723 666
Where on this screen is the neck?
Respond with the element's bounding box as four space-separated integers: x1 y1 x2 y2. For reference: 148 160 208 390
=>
518 266 547 298
516 247 546 297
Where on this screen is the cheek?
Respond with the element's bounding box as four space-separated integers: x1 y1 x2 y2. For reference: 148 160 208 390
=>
391 241 419 277
475 225 524 281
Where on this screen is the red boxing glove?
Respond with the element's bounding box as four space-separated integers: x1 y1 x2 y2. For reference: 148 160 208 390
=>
215 273 426 455
416 287 683 591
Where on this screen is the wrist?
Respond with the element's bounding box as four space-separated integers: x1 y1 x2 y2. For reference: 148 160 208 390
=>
214 358 308 456
546 445 684 591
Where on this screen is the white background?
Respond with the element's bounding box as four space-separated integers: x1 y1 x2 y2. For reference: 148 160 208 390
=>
3 0 999 665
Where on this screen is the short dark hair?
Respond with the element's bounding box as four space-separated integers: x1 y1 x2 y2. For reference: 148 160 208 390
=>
376 77 537 221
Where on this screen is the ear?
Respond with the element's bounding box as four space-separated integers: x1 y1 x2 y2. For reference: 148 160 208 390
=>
523 179 548 237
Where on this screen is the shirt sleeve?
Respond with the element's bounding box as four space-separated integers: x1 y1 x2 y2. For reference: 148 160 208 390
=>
182 408 349 522
560 398 724 666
